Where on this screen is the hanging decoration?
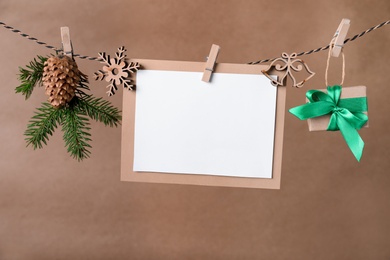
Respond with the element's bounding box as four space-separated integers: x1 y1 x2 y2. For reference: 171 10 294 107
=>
289 20 369 161
289 85 368 161
15 27 121 161
94 46 140 96
0 18 386 162
261 52 315 88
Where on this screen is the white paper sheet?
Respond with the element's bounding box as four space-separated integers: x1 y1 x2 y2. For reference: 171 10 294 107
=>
133 70 277 178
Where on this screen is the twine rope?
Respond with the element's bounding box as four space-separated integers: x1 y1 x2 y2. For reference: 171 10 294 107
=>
0 21 102 61
0 20 389 63
248 20 389 65
325 38 346 87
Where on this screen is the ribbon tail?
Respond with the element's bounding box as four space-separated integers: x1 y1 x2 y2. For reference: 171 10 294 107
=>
337 115 365 161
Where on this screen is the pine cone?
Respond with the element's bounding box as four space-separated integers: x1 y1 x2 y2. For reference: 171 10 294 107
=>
42 55 83 108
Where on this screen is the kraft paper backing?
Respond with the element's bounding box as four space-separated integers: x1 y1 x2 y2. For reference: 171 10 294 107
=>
121 59 286 189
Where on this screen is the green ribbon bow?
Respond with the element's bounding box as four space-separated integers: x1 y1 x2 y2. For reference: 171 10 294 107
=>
289 85 368 161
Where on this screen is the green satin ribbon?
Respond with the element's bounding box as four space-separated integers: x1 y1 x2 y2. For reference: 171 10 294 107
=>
289 85 368 161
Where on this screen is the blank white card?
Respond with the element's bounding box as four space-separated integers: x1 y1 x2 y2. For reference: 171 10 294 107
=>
133 70 277 178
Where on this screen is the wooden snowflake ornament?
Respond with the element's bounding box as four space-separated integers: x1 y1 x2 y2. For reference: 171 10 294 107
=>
94 46 140 96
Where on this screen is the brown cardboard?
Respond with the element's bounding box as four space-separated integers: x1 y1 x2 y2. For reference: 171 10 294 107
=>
121 59 286 189
2 1 390 259
307 86 368 131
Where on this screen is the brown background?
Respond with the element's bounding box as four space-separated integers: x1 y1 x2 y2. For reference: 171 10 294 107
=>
0 0 389 259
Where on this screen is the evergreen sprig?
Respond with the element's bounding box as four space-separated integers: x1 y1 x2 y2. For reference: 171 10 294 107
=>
25 102 62 149
18 55 122 161
16 56 47 99
77 95 122 127
75 72 91 97
61 99 92 161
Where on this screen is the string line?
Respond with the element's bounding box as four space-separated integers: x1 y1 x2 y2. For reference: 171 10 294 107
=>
325 38 346 87
248 20 389 64
0 20 389 63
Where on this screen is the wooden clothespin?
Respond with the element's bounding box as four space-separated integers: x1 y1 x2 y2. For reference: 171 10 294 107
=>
60 27 73 58
331 19 350 57
202 44 220 82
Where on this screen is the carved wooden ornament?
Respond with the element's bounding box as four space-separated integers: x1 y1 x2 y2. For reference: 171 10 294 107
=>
262 52 315 88
94 46 140 96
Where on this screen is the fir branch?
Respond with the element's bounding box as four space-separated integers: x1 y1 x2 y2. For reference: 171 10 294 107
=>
76 95 121 127
75 72 90 98
25 102 62 149
19 55 121 161
16 56 47 99
61 101 92 161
